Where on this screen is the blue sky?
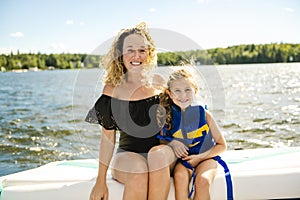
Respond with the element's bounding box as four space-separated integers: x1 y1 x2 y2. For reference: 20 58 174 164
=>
1 0 299 54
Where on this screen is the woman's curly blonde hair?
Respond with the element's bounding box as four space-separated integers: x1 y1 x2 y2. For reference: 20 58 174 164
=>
102 22 157 86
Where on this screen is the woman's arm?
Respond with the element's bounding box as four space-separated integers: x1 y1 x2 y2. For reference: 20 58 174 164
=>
97 83 116 178
98 128 116 183
90 84 116 200
90 128 116 200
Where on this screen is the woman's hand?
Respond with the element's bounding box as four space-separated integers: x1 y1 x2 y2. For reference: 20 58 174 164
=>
89 182 108 200
169 140 189 158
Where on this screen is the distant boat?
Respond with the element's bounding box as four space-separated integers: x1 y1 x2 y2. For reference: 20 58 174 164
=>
48 66 55 70
11 69 28 73
29 67 40 72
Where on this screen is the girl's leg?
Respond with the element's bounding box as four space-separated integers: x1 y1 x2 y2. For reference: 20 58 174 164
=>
147 144 176 200
193 159 218 200
173 162 192 200
111 152 148 200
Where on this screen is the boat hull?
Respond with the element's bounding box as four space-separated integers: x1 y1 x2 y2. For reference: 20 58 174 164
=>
1 147 300 200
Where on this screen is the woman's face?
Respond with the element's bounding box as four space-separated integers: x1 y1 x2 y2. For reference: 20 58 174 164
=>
122 34 149 73
169 78 196 110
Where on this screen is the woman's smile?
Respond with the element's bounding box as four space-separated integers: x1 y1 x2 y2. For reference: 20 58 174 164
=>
130 61 142 66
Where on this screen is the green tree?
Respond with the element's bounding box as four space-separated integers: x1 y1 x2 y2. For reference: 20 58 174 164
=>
0 55 7 70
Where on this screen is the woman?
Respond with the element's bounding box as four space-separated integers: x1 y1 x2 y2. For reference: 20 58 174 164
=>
85 22 176 200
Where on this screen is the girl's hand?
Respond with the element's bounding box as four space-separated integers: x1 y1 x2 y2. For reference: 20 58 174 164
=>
89 182 108 200
169 140 189 158
182 154 202 168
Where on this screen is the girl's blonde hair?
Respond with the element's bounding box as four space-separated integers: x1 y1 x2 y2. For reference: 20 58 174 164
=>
158 69 199 130
102 22 157 86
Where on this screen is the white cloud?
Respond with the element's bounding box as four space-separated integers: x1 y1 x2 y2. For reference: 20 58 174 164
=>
49 43 66 50
10 32 24 38
66 20 74 25
0 45 81 55
283 7 294 12
0 47 37 54
66 20 85 26
149 8 156 13
48 43 80 53
0 47 16 54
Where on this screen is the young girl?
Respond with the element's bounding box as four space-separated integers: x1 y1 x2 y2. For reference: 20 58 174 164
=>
158 69 233 200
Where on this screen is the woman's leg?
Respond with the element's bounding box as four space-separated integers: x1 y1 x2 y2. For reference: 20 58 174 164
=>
173 162 192 200
147 144 176 200
111 152 148 200
193 159 218 200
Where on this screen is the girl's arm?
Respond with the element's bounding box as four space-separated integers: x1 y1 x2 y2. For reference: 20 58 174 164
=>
204 110 227 157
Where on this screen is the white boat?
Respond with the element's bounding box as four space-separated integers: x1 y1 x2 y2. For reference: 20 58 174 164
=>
1 147 300 200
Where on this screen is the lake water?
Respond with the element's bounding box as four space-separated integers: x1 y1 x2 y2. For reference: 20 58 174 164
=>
1 63 299 176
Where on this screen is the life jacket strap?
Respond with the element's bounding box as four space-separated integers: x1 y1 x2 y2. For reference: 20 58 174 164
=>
181 156 234 200
188 170 196 198
180 160 195 198
213 156 234 200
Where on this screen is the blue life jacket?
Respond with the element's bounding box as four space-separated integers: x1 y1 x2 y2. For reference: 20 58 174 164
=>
158 104 233 200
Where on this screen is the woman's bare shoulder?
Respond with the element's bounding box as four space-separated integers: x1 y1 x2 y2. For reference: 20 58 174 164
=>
145 85 162 97
102 84 115 96
152 73 166 91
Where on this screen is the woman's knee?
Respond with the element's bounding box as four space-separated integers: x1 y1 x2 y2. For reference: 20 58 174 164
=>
127 172 148 186
148 145 176 170
112 152 148 173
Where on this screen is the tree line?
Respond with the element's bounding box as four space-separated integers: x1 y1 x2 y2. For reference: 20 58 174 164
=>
0 43 299 71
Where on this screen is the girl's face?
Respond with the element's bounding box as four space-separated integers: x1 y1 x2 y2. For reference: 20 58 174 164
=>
169 78 196 110
122 34 148 73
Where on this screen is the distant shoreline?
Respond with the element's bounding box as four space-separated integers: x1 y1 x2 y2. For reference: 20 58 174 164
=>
2 62 300 74
1 43 299 72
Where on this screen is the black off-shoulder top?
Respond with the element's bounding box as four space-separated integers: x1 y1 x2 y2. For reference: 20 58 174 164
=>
85 94 161 154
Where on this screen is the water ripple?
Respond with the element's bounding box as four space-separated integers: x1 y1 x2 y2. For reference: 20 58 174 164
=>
1 64 300 176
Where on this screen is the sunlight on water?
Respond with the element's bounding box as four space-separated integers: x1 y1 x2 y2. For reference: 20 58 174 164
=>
0 63 299 176
218 63 300 149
